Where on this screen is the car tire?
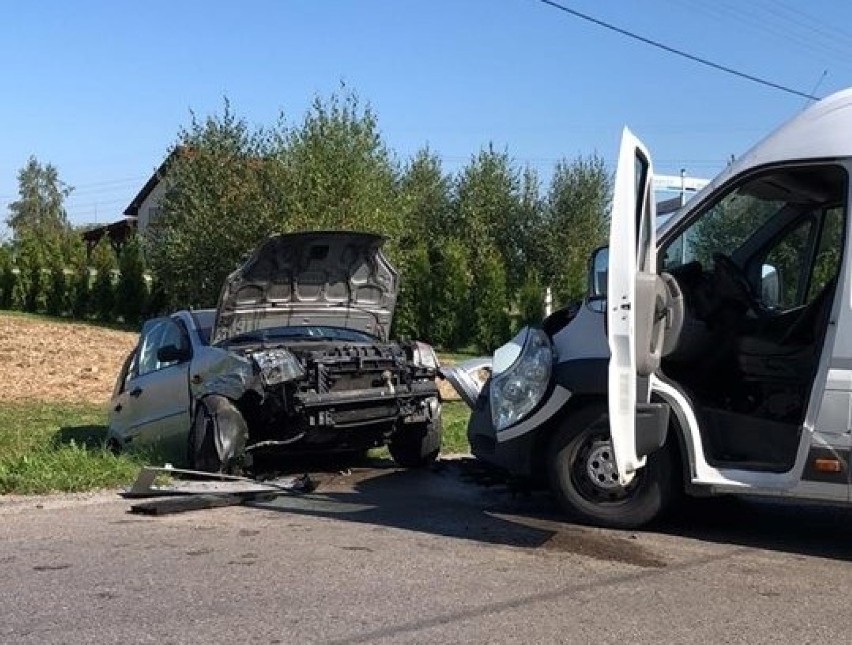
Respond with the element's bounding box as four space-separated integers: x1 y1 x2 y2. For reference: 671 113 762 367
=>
548 402 676 529
187 395 248 474
388 399 443 468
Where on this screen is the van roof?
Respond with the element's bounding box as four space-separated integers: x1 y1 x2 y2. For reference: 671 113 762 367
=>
658 87 852 235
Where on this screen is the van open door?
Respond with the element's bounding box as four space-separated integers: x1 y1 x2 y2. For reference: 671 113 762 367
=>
607 128 672 486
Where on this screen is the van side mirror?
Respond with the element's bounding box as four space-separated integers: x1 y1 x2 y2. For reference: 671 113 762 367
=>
588 246 609 298
761 263 780 308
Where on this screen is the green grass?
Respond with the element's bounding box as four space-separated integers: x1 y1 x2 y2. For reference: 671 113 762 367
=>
440 400 471 455
0 401 143 494
0 398 472 494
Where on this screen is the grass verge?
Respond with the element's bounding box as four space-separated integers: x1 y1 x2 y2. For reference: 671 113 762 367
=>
0 399 472 495
440 400 471 454
0 400 143 495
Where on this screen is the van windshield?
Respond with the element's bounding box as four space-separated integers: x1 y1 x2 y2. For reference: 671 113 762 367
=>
661 166 846 272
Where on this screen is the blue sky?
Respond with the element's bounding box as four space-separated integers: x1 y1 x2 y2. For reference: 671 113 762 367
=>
2 0 852 232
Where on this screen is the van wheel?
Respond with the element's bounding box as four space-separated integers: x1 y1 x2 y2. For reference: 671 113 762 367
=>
548 403 675 529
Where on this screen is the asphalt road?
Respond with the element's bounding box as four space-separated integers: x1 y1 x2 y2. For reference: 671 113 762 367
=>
2 459 851 644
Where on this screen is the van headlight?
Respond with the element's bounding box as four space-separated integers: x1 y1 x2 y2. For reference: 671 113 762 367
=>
490 328 553 432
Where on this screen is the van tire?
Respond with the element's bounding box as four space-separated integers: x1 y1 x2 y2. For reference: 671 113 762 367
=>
548 402 675 529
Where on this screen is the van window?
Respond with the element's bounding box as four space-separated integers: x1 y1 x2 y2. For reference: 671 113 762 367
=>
662 188 782 271
661 165 846 313
760 217 814 309
807 206 844 302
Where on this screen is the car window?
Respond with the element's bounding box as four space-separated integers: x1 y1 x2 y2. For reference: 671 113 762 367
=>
135 319 189 377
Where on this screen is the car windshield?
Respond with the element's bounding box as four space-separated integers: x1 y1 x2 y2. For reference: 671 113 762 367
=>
222 325 378 345
191 309 217 345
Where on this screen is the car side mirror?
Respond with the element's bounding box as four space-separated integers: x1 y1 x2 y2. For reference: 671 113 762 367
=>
588 246 609 298
157 344 190 364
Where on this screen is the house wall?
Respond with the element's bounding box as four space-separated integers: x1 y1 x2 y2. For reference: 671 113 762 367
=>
137 180 167 233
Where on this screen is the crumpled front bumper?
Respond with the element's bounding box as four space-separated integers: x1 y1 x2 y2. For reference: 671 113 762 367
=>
442 358 572 476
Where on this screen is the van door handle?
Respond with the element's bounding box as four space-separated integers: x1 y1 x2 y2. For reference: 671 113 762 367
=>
129 387 143 398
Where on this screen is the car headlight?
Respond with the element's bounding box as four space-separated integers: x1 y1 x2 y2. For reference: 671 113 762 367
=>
490 328 553 432
411 341 440 371
251 348 305 386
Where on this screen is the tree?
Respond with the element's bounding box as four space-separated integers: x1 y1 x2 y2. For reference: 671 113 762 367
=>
69 265 91 320
453 146 523 287
540 155 611 305
15 235 49 313
147 90 402 312
115 236 148 326
427 238 472 349
6 156 73 240
517 269 545 327
280 89 400 238
90 241 117 322
45 260 68 317
395 149 452 340
0 246 13 310
146 102 279 309
471 246 510 353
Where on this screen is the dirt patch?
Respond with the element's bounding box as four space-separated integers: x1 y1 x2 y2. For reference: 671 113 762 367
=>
0 314 137 403
437 378 459 401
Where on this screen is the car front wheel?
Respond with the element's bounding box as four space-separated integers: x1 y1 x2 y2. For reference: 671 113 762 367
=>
187 395 248 473
548 403 676 529
389 399 443 468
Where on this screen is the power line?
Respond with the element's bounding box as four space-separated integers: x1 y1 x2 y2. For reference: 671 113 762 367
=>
536 0 818 101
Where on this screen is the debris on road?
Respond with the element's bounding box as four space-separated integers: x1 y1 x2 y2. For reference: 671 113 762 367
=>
122 466 314 516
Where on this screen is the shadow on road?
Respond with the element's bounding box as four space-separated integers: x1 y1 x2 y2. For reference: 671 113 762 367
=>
654 495 852 561
251 460 558 549
244 458 852 563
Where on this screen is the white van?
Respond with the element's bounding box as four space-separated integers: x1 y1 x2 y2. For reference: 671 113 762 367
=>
444 88 852 528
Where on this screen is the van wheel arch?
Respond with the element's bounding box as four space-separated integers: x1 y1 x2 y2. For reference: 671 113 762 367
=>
545 398 684 528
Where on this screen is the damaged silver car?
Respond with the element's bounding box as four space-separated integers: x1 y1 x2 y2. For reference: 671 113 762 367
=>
107 231 442 471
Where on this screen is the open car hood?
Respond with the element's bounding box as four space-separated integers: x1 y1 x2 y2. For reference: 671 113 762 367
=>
211 231 399 344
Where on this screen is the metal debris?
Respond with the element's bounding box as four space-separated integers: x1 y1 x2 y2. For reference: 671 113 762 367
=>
123 466 314 516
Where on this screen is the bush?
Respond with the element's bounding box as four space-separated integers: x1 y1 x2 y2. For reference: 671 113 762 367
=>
115 237 148 326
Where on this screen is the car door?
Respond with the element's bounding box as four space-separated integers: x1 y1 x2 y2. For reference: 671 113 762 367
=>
606 127 669 485
115 317 192 459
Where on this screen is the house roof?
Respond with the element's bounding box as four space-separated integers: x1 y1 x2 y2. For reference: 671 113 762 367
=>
80 217 137 244
122 147 184 217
